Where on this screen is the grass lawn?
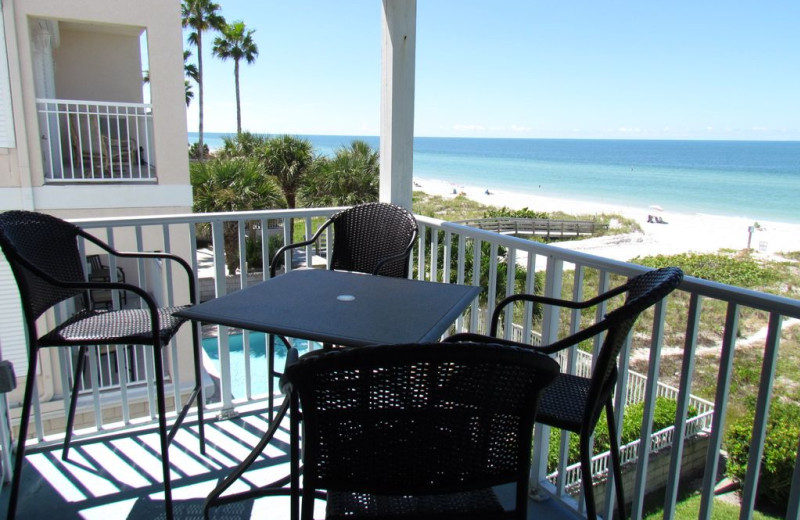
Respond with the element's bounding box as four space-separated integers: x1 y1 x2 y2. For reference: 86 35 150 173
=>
643 493 781 519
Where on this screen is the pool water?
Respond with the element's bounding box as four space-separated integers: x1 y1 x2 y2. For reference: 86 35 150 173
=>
202 332 318 398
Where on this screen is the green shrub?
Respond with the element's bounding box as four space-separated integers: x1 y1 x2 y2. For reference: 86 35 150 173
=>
484 206 548 219
632 252 779 288
245 233 285 271
189 141 209 159
726 401 800 510
548 397 695 469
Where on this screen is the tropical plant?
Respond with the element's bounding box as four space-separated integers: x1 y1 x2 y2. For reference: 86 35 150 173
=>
260 135 314 210
190 157 283 274
189 142 209 159
213 21 259 134
259 135 314 239
181 0 226 159
301 140 380 206
183 50 199 106
218 131 268 159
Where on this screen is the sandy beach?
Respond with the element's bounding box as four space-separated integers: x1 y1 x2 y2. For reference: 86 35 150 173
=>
415 177 800 262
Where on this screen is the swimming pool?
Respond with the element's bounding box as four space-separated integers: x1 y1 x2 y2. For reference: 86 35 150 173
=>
202 332 319 398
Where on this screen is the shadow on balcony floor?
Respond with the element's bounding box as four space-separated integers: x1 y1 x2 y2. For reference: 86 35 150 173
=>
0 403 579 519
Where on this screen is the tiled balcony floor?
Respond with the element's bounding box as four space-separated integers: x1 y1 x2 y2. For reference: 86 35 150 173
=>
1 401 580 519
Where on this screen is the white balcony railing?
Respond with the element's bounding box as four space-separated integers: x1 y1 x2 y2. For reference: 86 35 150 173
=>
1 208 799 520
36 98 156 182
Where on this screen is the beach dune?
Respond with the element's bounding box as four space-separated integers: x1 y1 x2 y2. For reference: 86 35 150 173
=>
415 177 800 262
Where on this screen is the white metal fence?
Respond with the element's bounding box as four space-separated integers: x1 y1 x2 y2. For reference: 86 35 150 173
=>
1 208 798 520
36 98 155 181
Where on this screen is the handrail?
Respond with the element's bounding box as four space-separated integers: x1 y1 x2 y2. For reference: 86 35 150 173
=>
0 207 795 519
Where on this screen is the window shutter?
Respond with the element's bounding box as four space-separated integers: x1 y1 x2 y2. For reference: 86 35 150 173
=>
0 257 27 373
0 8 16 149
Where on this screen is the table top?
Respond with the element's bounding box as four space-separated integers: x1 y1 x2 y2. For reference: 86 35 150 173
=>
176 269 481 346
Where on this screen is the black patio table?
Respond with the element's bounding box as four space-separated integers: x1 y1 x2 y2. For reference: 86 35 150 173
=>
174 268 481 519
175 268 480 346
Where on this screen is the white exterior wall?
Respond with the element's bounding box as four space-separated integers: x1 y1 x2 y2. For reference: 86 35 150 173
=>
0 0 191 210
0 0 195 412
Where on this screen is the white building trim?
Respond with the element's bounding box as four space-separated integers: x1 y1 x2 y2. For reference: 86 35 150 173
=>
0 3 16 149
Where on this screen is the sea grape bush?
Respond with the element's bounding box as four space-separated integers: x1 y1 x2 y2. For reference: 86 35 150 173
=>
726 401 800 510
633 252 779 288
547 397 695 470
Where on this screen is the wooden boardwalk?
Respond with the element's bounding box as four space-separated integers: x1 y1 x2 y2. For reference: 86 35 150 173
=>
455 217 605 237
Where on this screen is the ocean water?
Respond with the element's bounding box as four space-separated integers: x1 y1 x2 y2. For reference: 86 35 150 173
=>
190 132 800 223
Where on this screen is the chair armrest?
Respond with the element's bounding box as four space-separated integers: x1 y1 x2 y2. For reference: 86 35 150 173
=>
79 229 198 305
449 309 614 356
269 219 333 277
489 283 630 335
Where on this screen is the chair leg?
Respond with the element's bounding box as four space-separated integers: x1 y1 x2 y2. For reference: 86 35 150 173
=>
192 322 205 454
63 346 88 460
153 346 174 520
579 432 598 520
268 334 276 423
6 352 39 519
290 390 301 520
606 399 626 520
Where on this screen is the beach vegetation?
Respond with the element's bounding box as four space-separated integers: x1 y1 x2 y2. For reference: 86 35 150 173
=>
212 21 259 134
484 206 548 219
412 191 489 221
181 0 226 160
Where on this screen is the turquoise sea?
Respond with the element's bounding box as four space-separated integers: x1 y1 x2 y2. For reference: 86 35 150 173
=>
190 133 800 224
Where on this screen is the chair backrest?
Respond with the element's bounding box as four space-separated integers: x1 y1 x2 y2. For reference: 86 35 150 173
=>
86 254 104 272
328 202 418 278
286 342 559 498
68 113 107 159
0 211 88 322
585 267 683 427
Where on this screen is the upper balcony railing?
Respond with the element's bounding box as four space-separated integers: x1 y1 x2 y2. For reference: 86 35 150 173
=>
35 98 156 182
1 207 799 519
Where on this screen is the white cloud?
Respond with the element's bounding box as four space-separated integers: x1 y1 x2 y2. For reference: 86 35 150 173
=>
452 124 487 132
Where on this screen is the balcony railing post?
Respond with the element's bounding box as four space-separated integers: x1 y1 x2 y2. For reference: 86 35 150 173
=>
699 302 739 519
663 292 703 520
629 299 669 519
739 313 782 516
530 256 563 496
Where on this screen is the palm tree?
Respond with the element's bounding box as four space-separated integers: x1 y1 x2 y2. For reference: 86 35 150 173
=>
218 131 268 159
301 140 380 206
261 135 314 210
260 135 314 239
213 21 259 134
183 50 199 106
182 0 226 159
191 157 284 274
143 50 199 107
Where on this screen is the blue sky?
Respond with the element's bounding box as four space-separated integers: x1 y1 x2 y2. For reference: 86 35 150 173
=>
183 0 800 140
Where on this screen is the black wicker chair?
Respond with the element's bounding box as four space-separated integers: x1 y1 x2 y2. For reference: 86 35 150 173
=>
0 210 205 520
289 342 558 520
446 266 684 520
265 202 418 418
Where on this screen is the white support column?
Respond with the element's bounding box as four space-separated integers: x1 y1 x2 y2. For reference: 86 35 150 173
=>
380 0 416 210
